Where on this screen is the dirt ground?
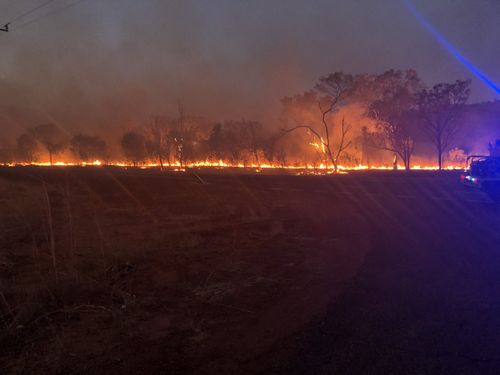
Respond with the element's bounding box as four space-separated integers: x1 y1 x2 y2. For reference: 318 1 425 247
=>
0 167 369 374
1 167 499 374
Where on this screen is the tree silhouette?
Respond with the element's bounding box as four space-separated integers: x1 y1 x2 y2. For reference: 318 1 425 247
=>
16 133 39 163
121 131 147 166
282 72 356 172
29 124 67 165
418 79 471 169
70 134 107 162
145 116 172 169
368 70 422 170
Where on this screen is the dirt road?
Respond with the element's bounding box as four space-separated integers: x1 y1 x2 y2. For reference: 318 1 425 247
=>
258 172 500 374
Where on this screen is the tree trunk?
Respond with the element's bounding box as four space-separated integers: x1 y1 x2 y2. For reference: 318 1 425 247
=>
437 148 443 170
159 154 164 170
326 146 335 172
405 153 411 171
254 150 260 166
49 151 53 165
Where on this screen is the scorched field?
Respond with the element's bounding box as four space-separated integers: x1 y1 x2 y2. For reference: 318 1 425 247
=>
1 167 500 374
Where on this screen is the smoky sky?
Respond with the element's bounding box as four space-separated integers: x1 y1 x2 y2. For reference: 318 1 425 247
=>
0 0 500 139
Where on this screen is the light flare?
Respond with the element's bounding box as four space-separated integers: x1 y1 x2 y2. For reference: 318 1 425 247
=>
404 0 500 94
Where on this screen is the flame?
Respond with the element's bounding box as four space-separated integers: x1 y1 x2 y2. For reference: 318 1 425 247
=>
3 159 465 172
2 135 466 172
309 137 326 154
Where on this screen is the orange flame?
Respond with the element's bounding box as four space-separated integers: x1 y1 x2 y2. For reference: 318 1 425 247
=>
4 159 465 172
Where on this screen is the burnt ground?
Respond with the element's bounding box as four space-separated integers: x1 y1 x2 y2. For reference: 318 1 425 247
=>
1 167 500 374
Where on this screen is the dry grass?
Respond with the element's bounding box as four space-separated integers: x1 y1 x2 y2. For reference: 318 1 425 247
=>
0 168 369 374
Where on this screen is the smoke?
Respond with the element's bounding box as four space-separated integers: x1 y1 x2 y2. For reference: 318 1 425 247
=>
1 0 499 150
0 0 316 142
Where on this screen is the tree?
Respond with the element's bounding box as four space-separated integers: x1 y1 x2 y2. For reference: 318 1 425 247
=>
206 121 245 163
368 70 422 170
168 103 203 166
16 133 39 163
418 79 471 169
170 123 200 166
281 72 356 172
261 131 282 165
332 118 352 171
121 131 147 166
206 123 226 161
360 126 372 166
29 124 67 165
243 121 266 165
70 134 107 162
276 145 287 167
145 116 172 169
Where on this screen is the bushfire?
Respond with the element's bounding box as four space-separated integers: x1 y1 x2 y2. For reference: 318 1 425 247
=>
3 159 465 172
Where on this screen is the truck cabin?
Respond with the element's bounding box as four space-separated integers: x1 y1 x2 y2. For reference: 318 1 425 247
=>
467 156 500 178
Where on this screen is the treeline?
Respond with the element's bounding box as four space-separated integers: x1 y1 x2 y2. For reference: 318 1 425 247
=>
6 117 288 168
2 69 472 170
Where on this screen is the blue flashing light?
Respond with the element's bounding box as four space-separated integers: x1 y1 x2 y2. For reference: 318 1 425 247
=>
404 0 500 94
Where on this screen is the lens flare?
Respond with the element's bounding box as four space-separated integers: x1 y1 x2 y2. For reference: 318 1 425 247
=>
404 0 500 94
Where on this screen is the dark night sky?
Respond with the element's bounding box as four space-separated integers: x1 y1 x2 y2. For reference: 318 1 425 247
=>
0 0 500 136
